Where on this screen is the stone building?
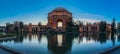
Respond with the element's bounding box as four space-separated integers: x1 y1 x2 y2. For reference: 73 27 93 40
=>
24 23 47 32
79 22 111 32
47 7 72 32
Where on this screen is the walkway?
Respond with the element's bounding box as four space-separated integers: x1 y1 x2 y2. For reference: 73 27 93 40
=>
0 45 29 54
110 48 120 54
99 45 120 54
0 48 12 54
0 36 28 54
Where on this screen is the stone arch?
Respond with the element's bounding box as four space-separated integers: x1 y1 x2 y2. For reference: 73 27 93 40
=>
57 19 63 27
47 7 72 32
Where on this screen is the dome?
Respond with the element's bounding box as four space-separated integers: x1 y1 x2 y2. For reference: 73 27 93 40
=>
48 7 72 17
52 7 68 12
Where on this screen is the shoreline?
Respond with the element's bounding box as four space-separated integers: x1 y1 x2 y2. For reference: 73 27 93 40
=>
0 36 16 41
0 36 30 54
0 45 29 54
98 45 120 54
0 36 24 54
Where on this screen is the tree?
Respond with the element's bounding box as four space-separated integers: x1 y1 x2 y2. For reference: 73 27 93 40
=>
20 22 24 32
0 29 2 33
66 20 74 32
78 21 83 26
99 21 106 32
117 22 120 31
111 18 116 33
14 26 19 33
38 22 41 32
73 21 79 32
38 22 41 26
6 24 13 33
6 26 9 33
66 20 79 32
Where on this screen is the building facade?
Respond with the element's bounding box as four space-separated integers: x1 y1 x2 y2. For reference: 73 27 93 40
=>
5 8 112 33
47 7 72 32
79 22 111 32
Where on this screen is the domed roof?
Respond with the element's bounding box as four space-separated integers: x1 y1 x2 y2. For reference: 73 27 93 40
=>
48 7 72 17
52 7 68 12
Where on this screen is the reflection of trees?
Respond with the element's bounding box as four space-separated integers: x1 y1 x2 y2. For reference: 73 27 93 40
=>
14 32 24 43
78 33 84 43
117 33 120 42
87 33 95 41
97 33 107 44
79 32 98 43
23 32 27 39
0 32 27 44
90 32 98 41
0 39 14 44
111 32 115 46
28 33 32 41
0 33 44 44
38 33 42 43
47 33 77 54
78 32 109 44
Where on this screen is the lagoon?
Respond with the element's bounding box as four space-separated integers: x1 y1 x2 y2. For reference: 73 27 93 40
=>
0 32 120 54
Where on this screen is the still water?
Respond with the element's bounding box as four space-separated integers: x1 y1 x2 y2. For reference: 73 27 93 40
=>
0 32 120 54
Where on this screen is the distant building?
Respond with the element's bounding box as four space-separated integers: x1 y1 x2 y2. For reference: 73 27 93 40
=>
6 23 14 32
79 22 111 32
0 26 6 32
6 21 24 32
24 23 47 32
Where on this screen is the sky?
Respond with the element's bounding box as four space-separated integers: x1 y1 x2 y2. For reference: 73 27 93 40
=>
0 0 120 26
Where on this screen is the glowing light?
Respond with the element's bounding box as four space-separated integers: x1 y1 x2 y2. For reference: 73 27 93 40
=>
58 22 62 27
82 37 94 44
57 34 63 46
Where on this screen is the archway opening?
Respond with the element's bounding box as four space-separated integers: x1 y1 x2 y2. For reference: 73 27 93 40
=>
57 22 63 27
57 19 63 32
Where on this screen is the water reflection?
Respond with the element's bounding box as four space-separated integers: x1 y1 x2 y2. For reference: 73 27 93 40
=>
111 32 116 46
0 32 120 54
79 32 108 44
117 33 120 42
47 33 75 54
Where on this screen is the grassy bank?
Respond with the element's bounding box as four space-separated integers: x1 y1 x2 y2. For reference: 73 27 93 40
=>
0 33 16 37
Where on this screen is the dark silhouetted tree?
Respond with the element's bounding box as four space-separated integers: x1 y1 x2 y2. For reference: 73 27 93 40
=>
6 24 13 33
14 26 19 33
0 29 2 33
99 21 106 32
66 20 74 32
117 22 120 32
20 22 24 32
38 22 41 26
111 18 116 33
66 20 79 32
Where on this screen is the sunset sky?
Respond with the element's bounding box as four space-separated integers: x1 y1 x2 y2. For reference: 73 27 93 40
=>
0 0 120 26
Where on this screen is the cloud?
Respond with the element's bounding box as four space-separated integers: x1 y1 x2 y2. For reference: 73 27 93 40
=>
74 18 100 25
0 11 48 26
80 18 100 23
73 13 110 24
74 13 109 20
